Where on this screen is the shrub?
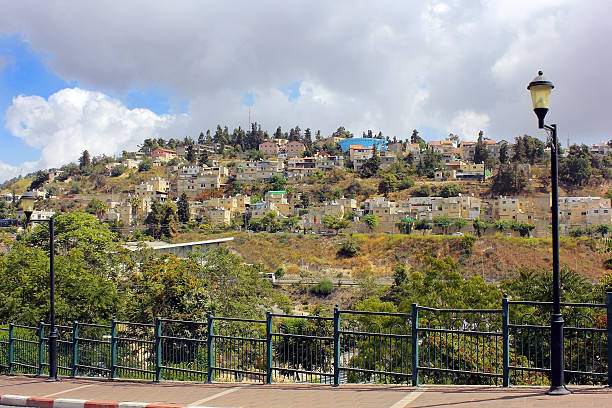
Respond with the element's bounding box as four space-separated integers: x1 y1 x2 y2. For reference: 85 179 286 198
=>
338 237 361 257
311 280 334 296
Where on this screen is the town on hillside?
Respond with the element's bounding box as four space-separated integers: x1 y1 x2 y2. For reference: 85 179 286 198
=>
2 125 611 239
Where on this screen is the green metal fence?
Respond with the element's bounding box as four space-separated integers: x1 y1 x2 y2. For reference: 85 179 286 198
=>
1 294 610 387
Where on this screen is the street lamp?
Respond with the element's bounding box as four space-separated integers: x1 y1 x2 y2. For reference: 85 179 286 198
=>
20 191 59 381
527 71 569 395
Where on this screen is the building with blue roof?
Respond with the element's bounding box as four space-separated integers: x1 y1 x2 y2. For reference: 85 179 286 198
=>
338 138 387 152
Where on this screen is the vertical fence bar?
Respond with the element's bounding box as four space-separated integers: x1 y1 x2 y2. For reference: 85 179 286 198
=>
155 317 162 382
7 323 14 374
110 319 117 379
207 314 214 383
38 321 45 375
607 291 611 387
411 303 418 386
72 321 78 377
333 305 340 387
502 294 509 387
265 311 273 384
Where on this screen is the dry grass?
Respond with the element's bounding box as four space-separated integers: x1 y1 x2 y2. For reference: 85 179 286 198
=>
222 231 608 283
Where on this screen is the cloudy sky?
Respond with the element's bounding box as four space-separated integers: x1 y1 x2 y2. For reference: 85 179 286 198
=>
0 0 611 182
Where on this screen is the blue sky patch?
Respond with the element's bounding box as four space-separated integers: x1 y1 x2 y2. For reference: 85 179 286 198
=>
0 34 71 167
241 90 258 107
280 80 301 102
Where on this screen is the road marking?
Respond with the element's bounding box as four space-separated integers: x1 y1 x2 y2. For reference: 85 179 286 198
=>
388 391 423 408
187 386 243 406
43 385 95 397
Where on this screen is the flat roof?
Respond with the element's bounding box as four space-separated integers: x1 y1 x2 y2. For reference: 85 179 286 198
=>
123 237 234 251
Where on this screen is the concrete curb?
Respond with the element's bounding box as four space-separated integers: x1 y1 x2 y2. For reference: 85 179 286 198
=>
0 395 217 408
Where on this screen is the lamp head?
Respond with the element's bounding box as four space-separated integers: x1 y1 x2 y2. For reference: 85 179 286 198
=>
20 190 37 222
527 71 554 128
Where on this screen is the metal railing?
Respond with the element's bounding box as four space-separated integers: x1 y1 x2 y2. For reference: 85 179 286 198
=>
1 293 610 387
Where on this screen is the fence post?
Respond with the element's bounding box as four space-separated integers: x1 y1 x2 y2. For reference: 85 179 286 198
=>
266 311 273 384
607 291 611 387
411 303 418 386
110 319 117 379
502 294 510 387
207 314 214 383
333 305 340 387
155 317 162 382
72 321 79 377
8 323 14 374
38 321 45 375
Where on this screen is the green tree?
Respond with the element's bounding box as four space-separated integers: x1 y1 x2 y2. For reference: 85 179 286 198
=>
267 174 288 192
559 146 592 186
499 142 509 164
29 170 49 190
362 214 378 231
79 150 91 169
472 219 489 237
177 192 190 223
360 145 381 178
433 216 453 235
412 184 431 197
138 158 153 172
378 174 398 195
473 131 489 164
322 215 351 234
396 218 414 234
110 164 127 177
491 163 527 195
85 198 107 220
438 183 461 198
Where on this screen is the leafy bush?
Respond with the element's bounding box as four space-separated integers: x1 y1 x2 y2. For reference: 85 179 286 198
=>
110 164 127 177
338 237 361 257
311 279 334 296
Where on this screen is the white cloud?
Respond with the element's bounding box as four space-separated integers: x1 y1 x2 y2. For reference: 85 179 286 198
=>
3 88 188 180
0 0 611 170
449 111 490 141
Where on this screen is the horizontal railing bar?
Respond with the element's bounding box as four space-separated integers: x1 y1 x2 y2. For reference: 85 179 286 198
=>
11 324 38 330
114 365 155 374
418 328 502 336
508 301 606 308
114 321 154 327
13 338 39 345
418 366 502 377
339 310 411 317
159 365 208 375
77 323 111 329
75 364 111 372
271 314 333 321
509 324 606 333
76 338 110 344
12 362 39 369
417 307 502 313
211 366 266 377
212 317 265 324
212 334 266 342
339 366 411 377
509 366 608 376
159 335 207 343
41 324 72 330
115 337 155 344
159 318 207 325
339 330 411 339
271 367 333 377
272 332 333 340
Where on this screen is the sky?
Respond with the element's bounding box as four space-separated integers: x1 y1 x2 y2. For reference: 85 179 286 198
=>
0 0 611 182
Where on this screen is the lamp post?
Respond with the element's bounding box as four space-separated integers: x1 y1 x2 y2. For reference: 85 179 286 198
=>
527 71 569 395
20 191 59 381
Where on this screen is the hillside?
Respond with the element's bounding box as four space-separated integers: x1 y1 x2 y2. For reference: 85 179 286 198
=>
223 232 608 283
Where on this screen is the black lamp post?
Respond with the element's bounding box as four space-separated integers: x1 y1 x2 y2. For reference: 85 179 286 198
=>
20 191 59 381
527 71 569 395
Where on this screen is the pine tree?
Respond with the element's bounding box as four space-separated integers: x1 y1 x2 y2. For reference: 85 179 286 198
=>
473 131 489 164
177 193 190 223
79 150 91 169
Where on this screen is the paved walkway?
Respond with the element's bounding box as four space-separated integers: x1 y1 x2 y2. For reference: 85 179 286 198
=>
0 376 610 408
